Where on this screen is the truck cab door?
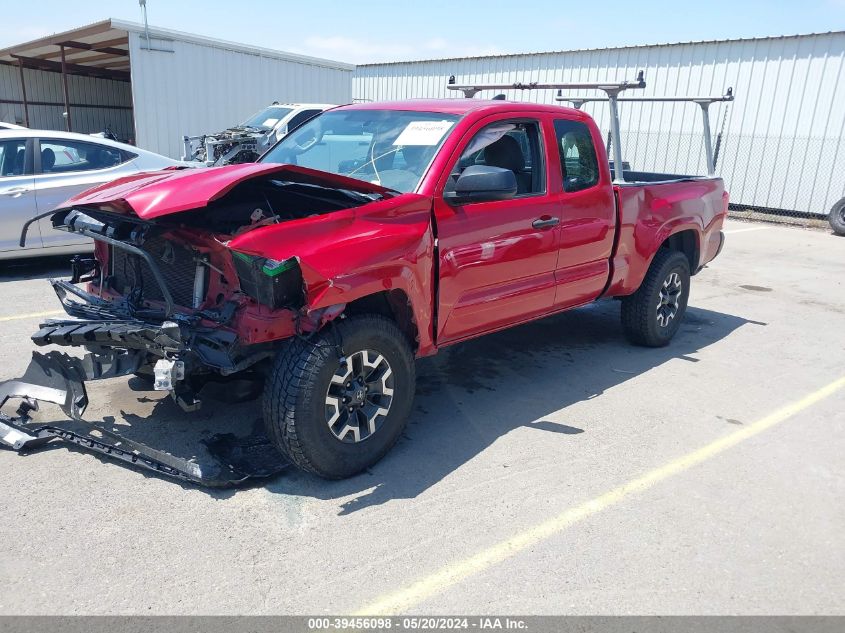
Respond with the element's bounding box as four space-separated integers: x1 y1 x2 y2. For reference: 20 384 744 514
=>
433 115 560 344
549 117 616 309
0 137 42 256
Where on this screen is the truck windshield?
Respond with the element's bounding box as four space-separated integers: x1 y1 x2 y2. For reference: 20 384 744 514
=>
241 106 294 130
260 109 461 193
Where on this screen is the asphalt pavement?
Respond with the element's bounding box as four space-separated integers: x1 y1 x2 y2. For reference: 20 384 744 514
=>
0 219 842 615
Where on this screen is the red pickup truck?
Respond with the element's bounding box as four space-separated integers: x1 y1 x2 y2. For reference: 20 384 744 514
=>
4 96 727 482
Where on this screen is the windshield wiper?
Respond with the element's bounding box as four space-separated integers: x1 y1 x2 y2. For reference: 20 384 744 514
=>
267 180 395 203
339 188 394 202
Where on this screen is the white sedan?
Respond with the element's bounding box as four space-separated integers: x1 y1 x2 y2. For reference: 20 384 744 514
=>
0 129 193 260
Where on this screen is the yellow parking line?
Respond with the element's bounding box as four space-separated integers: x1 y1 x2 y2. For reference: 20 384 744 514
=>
355 375 845 615
0 310 64 323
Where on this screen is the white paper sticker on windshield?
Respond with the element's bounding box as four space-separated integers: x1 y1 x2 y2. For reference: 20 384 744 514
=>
262 118 280 127
393 120 454 146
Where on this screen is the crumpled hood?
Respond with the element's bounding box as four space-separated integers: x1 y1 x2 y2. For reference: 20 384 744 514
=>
61 163 395 220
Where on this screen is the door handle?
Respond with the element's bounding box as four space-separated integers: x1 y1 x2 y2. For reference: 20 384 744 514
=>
532 217 560 229
3 186 32 198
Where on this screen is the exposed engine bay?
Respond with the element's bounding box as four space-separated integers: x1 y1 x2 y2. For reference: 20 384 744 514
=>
182 104 330 166
174 176 384 234
182 125 273 166
46 174 386 319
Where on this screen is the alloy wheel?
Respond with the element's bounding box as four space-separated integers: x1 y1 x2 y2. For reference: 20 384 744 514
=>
325 350 394 443
656 272 683 327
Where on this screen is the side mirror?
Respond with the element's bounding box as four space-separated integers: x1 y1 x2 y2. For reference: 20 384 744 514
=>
443 165 517 205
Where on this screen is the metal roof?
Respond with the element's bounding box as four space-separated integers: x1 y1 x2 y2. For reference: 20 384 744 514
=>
0 19 131 81
357 31 845 67
0 18 354 81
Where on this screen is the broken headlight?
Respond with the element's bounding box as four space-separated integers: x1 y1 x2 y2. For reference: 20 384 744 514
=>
231 252 303 309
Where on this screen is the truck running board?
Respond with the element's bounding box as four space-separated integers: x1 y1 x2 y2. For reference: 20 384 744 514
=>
0 352 288 488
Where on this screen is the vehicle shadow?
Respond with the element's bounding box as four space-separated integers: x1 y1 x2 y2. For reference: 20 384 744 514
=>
275 302 761 514
0 255 73 282
16 300 761 512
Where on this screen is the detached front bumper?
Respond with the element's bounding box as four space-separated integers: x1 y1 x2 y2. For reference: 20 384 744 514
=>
0 349 286 486
0 348 205 481
0 278 287 487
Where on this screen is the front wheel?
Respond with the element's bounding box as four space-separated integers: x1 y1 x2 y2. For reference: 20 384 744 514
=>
263 315 415 479
621 250 691 347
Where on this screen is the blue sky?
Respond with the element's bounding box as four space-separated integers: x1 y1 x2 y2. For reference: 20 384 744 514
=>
1 0 844 63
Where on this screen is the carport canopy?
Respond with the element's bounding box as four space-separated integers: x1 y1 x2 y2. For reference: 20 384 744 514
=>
0 19 130 130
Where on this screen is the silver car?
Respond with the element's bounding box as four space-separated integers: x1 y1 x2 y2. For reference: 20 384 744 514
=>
0 130 191 260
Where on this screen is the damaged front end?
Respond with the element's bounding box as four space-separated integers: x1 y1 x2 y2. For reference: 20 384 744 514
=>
2 214 300 483
1 163 428 485
18 201 304 411
1 213 292 484
10 164 397 405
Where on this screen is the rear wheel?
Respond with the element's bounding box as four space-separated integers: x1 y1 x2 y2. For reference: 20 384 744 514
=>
263 315 415 479
829 198 845 236
621 249 691 347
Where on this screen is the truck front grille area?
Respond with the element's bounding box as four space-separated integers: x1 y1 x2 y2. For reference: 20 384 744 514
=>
109 236 202 308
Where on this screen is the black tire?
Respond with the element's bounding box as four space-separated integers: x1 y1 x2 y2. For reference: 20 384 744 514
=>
829 198 845 236
263 314 416 479
621 249 691 347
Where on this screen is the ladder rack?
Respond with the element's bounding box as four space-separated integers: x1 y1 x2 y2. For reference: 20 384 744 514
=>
446 72 734 182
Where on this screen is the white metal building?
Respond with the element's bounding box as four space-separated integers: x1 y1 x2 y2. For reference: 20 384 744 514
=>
354 32 845 216
0 18 354 159
3 24 842 217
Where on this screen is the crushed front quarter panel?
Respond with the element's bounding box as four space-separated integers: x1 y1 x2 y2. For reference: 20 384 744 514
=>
227 192 437 354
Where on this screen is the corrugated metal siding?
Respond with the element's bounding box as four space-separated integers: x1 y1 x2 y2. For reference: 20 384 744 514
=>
0 65 133 138
353 33 845 215
129 32 353 159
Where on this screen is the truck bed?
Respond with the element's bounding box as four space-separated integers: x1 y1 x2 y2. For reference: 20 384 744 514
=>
605 176 728 297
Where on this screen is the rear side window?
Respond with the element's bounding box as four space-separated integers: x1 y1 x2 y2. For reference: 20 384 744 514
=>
554 119 600 192
37 139 135 174
0 139 27 176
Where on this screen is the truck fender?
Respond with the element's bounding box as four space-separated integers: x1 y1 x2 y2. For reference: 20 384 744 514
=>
227 193 437 354
606 182 721 297
649 220 703 270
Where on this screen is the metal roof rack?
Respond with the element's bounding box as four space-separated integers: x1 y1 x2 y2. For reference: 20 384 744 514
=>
448 72 645 183
446 72 733 183
555 88 733 108
446 70 646 99
556 88 735 178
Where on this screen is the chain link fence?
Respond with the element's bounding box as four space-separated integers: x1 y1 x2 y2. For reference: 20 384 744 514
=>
716 132 842 229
